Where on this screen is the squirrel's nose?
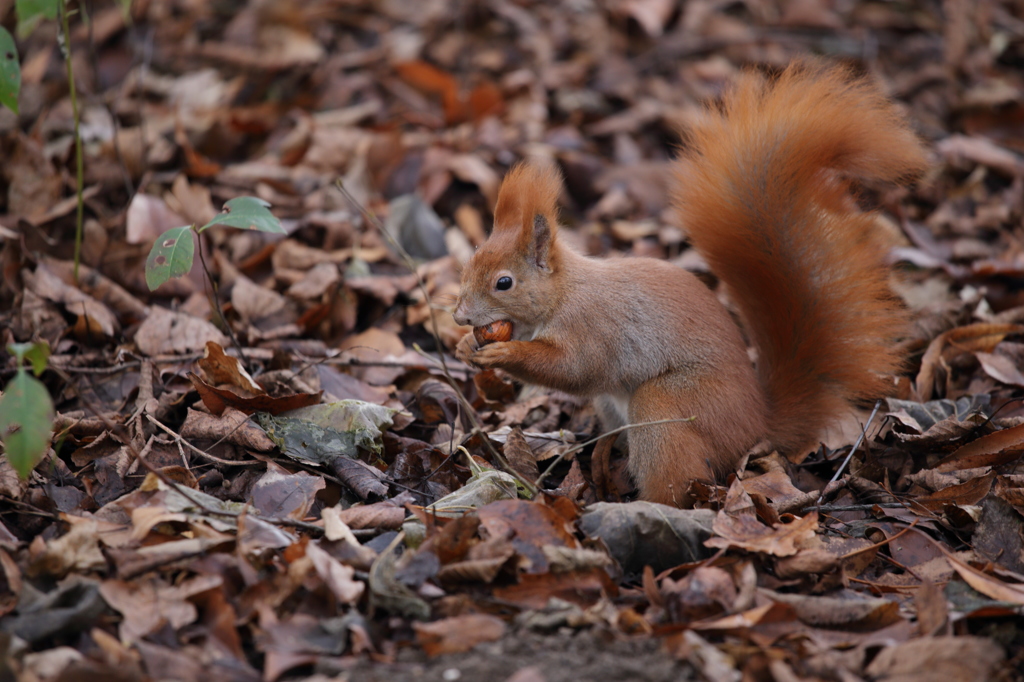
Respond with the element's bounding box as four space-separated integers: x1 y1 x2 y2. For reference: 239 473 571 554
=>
453 300 470 326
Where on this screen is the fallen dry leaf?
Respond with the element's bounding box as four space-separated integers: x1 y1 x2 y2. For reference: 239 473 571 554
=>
413 614 507 657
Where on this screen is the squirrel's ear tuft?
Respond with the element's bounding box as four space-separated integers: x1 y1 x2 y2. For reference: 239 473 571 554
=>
493 159 563 242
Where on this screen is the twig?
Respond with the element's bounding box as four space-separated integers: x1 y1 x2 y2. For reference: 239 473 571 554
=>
816 400 882 505
0 497 62 522
145 414 264 467
804 502 933 513
45 362 143 375
534 416 696 488
840 519 920 559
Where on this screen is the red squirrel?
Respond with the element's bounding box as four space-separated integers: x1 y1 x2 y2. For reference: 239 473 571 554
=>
453 61 929 506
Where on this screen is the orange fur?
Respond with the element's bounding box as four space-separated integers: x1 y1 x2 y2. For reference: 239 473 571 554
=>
454 61 928 506
492 161 562 236
674 60 929 454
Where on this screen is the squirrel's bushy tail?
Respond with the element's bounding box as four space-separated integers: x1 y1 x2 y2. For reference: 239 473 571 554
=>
673 60 929 454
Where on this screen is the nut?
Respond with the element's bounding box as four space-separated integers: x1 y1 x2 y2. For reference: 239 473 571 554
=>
474 320 513 345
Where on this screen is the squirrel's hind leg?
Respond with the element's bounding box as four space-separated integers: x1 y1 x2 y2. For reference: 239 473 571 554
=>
626 370 766 507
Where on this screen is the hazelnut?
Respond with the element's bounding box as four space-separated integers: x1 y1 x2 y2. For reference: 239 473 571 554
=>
474 320 513 345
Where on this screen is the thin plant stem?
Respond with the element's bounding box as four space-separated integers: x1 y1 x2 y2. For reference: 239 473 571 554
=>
193 225 252 374
59 1 85 284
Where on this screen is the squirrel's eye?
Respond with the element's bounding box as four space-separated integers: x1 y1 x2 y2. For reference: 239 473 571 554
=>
495 276 513 291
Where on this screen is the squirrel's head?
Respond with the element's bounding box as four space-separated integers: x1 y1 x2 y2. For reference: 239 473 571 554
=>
453 161 564 339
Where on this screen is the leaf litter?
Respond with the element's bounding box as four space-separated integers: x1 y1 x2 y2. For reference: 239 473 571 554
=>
1 0 1024 681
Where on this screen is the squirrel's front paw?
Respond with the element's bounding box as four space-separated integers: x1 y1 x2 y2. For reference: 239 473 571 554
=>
455 333 479 365
471 341 513 368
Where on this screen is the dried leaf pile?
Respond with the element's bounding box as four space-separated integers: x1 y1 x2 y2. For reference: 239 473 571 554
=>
2 0 1024 680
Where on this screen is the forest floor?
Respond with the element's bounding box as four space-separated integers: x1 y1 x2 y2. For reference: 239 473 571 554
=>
1 0 1024 680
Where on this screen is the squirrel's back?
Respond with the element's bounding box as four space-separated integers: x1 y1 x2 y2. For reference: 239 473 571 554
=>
673 61 929 454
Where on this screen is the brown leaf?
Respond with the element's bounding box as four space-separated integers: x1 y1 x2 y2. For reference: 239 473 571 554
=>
504 426 539 483
936 134 1024 177
333 501 406 530
339 327 409 385
944 551 1024 606
914 579 947 635
740 470 808 510
166 173 217 227
935 422 1024 472
993 476 1024 516
99 575 221 644
415 379 462 425
305 541 365 605
237 514 296 554
179 406 277 453
706 481 817 557
328 455 389 499
28 519 106 578
615 0 676 36
865 636 1005 681
760 588 903 631
250 462 325 519
489 426 577 463
477 499 579 574
420 513 482 566
689 602 795 637
446 154 500 208
197 341 263 394
552 459 587 502
491 569 613 609
468 81 504 121
230 274 292 327
24 264 120 338
413 614 507 657
473 368 518 403
976 350 1024 388
912 470 995 510
135 308 229 356
914 324 1024 401
188 372 321 417
286 262 341 300
394 60 466 125
125 193 187 245
662 566 737 622
706 511 818 557
315 365 392 404
436 552 513 584
774 549 840 579
5 134 63 220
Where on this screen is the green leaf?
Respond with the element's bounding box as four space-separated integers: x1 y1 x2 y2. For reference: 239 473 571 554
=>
145 225 195 291
15 0 60 39
0 28 20 115
201 197 285 235
7 341 50 376
24 342 51 376
0 369 55 479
